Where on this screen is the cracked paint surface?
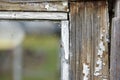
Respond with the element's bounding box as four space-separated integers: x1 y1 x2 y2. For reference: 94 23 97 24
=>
83 63 90 80
94 34 106 76
45 3 57 11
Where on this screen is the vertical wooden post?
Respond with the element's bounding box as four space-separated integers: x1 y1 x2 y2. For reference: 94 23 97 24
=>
61 21 69 80
70 1 109 80
110 0 120 80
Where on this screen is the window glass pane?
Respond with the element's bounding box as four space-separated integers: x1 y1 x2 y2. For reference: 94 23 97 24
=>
0 20 61 80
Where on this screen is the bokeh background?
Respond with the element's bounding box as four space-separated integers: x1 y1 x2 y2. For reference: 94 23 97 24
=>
0 20 61 80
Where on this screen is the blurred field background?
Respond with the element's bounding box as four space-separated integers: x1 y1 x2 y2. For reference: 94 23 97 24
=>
0 21 61 80
22 35 60 80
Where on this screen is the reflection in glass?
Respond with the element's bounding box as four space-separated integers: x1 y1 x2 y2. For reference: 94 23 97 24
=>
0 20 61 80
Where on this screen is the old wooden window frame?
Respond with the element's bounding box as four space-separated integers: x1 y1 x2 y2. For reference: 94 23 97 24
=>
0 11 69 80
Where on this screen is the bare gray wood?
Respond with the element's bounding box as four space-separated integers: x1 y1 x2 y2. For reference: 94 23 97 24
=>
0 0 67 2
115 0 120 17
70 1 109 80
0 0 108 2
110 18 120 80
0 12 68 20
0 2 68 12
69 2 76 80
70 0 107 1
110 0 120 80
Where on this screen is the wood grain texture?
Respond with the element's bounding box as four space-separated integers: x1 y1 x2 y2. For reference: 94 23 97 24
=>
0 2 68 12
0 12 67 20
69 2 76 80
110 1 120 80
70 0 107 1
115 0 120 17
110 17 120 80
70 1 109 80
0 0 107 2
0 0 67 2
61 21 69 80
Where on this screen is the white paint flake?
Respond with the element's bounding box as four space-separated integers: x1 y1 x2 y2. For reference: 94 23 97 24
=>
83 63 90 80
61 60 69 80
61 21 69 80
94 58 102 76
100 34 104 39
94 40 106 76
103 29 106 32
99 41 105 52
61 21 69 60
45 4 49 10
98 41 105 57
106 38 109 42
103 63 106 66
45 3 58 11
103 79 107 80
62 2 68 6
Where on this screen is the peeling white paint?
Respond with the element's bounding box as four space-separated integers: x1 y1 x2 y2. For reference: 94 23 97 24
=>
100 34 104 39
103 79 107 80
103 63 106 66
61 60 69 80
94 39 106 76
102 29 106 32
105 38 109 42
61 21 69 80
96 58 102 71
94 73 101 76
94 58 102 76
61 21 69 60
98 41 105 57
98 49 103 58
99 41 105 52
67 9 69 12
45 3 57 11
62 2 68 6
0 12 68 20
105 34 110 42
44 2 68 11
83 63 90 80
45 4 49 10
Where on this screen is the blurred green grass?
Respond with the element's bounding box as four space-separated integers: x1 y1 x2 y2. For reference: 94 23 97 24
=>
22 35 60 80
0 35 60 80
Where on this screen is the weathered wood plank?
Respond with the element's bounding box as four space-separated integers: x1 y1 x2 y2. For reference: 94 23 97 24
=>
110 18 116 80
75 2 83 80
110 17 120 80
70 0 107 1
93 2 109 80
110 1 120 80
0 12 67 20
0 2 68 12
115 0 120 17
0 0 108 2
61 21 69 80
0 0 67 2
85 2 93 80
70 1 109 80
69 2 76 80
